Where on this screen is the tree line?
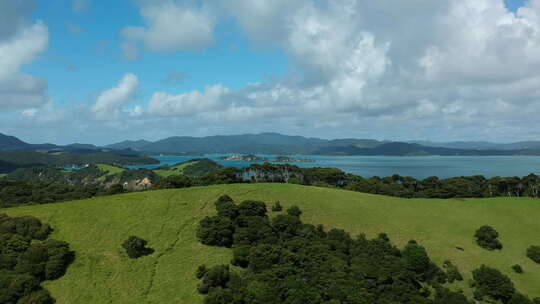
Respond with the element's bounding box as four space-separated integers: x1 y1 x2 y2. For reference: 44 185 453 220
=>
4 161 540 208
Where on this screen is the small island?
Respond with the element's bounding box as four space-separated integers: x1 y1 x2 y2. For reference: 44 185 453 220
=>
274 156 314 163
220 154 269 162
219 154 314 163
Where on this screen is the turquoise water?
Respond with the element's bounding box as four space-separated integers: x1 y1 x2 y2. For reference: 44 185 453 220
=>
128 155 540 179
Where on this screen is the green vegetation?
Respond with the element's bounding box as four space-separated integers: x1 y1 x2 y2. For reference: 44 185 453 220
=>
153 159 222 178
0 214 73 303
2 184 540 303
0 180 103 208
96 164 125 176
122 236 154 259
527 246 540 264
475 225 503 250
197 198 456 303
513 264 524 274
0 151 158 174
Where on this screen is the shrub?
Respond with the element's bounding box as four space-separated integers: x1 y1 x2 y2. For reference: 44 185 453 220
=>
271 201 283 212
286 205 302 217
215 196 238 219
197 216 235 248
237 200 267 217
512 264 524 274
443 260 464 283
472 265 515 302
196 265 207 279
526 245 540 264
197 265 231 294
474 225 502 250
508 293 534 304
121 236 154 259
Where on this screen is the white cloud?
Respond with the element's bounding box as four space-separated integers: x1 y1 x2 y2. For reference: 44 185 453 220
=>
92 73 139 120
0 2 48 112
148 85 229 116
120 1 214 58
0 21 48 82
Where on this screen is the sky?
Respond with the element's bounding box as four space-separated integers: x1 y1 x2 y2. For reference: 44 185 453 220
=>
1 0 540 145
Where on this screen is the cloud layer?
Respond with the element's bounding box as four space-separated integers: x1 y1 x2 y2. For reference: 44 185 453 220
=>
7 0 540 143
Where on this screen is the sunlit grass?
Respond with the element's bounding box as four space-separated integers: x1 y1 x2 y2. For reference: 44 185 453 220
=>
4 183 540 303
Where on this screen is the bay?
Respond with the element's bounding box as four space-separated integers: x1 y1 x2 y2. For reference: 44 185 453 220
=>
128 155 540 179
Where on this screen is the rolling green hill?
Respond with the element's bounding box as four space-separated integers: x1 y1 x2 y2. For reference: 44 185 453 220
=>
3 184 540 303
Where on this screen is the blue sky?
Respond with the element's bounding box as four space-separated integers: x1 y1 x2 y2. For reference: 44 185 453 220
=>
26 0 289 108
1 0 539 145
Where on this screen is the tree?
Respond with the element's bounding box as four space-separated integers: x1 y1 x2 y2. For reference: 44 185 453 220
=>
512 264 524 274
526 245 540 264
271 201 283 212
474 225 502 250
286 206 302 217
122 236 154 259
472 265 515 302
197 216 235 248
215 195 239 219
237 200 267 217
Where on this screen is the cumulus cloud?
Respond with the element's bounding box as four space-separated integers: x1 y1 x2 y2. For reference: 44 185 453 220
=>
120 1 214 58
91 73 139 120
148 84 228 116
0 3 48 112
0 21 48 82
138 0 539 141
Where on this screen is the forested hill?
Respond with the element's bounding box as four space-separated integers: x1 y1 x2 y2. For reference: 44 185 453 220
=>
107 133 382 154
4 132 540 156
0 151 158 174
107 133 540 156
313 142 540 156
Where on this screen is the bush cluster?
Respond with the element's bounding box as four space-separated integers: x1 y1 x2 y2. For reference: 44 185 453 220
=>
195 196 477 304
122 236 154 259
474 225 503 250
0 214 74 303
471 265 536 304
526 245 540 264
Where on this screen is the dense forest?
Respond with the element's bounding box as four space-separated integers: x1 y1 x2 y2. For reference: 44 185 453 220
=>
0 214 74 303
195 196 538 304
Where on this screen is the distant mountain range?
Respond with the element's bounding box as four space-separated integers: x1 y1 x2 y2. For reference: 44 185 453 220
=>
3 132 540 156
105 132 540 156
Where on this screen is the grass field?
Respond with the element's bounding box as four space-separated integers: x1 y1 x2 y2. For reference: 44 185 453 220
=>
3 183 540 303
0 173 6 178
96 163 125 175
153 161 194 177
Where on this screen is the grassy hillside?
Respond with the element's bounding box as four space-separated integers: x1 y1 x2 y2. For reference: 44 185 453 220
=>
153 159 222 178
3 184 540 303
153 161 194 177
96 163 126 175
